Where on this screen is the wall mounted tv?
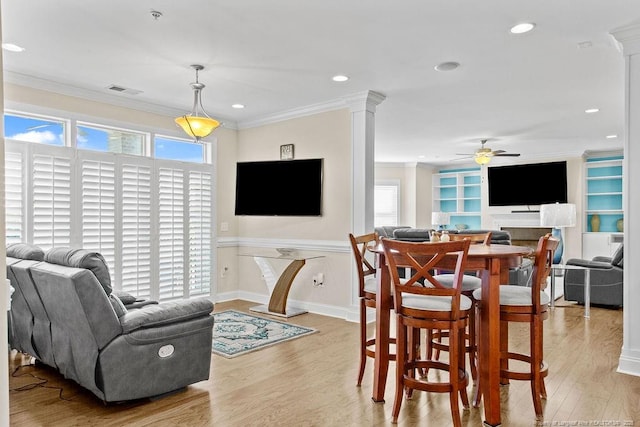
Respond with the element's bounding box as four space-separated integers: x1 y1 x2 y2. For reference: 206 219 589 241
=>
487 161 568 207
235 158 323 216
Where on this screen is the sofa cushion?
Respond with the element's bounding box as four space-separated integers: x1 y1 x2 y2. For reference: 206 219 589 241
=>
611 244 623 268
6 243 44 261
44 248 112 295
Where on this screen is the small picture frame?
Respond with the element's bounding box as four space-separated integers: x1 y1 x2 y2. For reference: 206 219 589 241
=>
280 144 294 160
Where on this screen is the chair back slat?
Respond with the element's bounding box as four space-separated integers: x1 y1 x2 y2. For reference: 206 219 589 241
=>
349 232 378 296
381 238 471 316
530 233 560 309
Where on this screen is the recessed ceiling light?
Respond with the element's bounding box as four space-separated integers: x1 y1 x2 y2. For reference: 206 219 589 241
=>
434 62 460 72
510 23 536 34
232 104 245 109
2 43 25 52
606 134 618 139
332 75 349 82
585 108 600 114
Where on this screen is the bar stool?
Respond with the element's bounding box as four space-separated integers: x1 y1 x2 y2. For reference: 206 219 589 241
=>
472 233 559 419
349 232 395 387
429 231 491 381
382 238 472 426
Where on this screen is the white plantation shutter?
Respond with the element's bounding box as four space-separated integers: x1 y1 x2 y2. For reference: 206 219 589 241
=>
5 151 24 244
158 168 185 300
120 163 152 299
32 154 72 249
5 136 215 302
80 159 116 271
188 171 212 296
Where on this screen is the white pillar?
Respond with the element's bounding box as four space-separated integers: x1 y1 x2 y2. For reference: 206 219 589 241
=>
611 21 640 376
0 2 9 424
344 90 385 321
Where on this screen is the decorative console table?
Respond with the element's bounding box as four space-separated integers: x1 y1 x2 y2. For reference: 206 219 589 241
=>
239 249 323 318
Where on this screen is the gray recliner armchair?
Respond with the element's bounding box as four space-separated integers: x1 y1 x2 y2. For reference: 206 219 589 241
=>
564 244 623 307
7 244 215 402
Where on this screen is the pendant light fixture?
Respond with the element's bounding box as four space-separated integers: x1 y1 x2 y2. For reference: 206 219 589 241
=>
175 64 221 141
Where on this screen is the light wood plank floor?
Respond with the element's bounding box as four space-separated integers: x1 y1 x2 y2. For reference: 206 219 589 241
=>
8 299 640 426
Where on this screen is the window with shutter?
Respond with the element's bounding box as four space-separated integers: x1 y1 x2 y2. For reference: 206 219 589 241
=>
120 163 152 299
80 158 116 270
5 151 24 244
158 168 185 300
32 153 72 249
188 171 212 296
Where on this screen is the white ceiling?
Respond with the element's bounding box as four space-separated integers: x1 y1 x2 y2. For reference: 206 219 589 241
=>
2 1 638 165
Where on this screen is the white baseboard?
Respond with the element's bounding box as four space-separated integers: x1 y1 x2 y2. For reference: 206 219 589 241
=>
214 290 359 323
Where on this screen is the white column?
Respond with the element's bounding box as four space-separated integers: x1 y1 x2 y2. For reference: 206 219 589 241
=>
0 2 9 424
611 22 640 376
344 90 385 321
346 90 386 235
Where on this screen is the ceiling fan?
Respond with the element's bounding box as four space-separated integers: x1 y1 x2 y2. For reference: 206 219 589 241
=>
455 139 521 165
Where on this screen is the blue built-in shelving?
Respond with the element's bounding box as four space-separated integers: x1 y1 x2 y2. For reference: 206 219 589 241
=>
432 167 482 230
584 156 623 233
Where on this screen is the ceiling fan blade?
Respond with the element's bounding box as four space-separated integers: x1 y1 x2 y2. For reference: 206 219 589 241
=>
452 155 474 161
494 153 521 157
455 153 474 156
491 150 506 155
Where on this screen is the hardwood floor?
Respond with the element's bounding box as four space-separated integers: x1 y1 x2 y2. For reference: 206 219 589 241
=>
8 299 639 426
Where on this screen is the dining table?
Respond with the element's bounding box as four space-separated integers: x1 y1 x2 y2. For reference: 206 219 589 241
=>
371 240 533 427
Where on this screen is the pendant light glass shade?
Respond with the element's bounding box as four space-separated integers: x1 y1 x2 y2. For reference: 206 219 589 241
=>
175 65 221 141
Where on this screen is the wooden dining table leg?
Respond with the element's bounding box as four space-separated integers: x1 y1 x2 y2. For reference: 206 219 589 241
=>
477 258 503 426
372 251 391 403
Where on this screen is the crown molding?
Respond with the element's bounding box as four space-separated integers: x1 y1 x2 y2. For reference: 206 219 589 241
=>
4 70 240 130
611 21 640 56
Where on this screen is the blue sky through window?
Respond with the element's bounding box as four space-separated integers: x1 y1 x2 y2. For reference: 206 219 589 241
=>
4 114 64 145
155 137 204 163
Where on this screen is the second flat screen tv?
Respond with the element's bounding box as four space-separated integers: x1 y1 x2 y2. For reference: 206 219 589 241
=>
487 161 568 207
235 158 323 216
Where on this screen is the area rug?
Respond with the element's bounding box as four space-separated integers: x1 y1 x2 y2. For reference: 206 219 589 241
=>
212 310 317 358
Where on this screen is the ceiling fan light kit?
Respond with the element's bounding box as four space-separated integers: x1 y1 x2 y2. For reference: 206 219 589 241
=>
175 64 221 142
459 139 521 165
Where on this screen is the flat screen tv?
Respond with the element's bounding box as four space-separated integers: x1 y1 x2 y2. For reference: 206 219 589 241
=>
235 158 323 216
487 161 568 207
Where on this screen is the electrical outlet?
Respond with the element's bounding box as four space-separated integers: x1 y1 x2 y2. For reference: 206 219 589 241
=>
220 266 229 278
312 274 324 287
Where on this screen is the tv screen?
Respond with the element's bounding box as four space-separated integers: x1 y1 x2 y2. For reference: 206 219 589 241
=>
488 161 568 207
235 158 323 216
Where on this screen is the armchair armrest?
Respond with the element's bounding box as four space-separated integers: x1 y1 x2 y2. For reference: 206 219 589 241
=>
565 258 613 270
592 256 613 263
120 298 213 334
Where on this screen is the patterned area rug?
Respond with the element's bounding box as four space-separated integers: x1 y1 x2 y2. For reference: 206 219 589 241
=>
212 310 317 358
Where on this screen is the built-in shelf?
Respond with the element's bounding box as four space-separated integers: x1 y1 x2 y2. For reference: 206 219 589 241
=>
582 154 624 259
433 168 481 229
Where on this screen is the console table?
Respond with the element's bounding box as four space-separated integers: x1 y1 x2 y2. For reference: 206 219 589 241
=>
549 263 612 319
239 250 323 318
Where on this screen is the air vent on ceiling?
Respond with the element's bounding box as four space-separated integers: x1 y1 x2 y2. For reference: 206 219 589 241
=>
106 85 142 95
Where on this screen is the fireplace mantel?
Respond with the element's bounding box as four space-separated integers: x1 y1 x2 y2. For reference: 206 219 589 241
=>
491 212 541 229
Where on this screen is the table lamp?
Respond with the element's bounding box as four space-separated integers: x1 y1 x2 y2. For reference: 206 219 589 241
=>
432 212 451 230
540 203 577 264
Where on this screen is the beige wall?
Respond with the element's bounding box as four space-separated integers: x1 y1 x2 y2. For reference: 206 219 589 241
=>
236 109 351 240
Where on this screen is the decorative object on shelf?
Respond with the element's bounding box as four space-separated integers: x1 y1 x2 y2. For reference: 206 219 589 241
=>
175 64 221 141
440 230 450 242
280 144 294 160
455 223 468 230
540 202 577 264
590 213 601 232
616 218 623 232
431 211 450 230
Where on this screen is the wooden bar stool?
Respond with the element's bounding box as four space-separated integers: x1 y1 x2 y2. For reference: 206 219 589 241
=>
349 232 395 387
429 231 491 382
472 233 559 419
382 238 472 426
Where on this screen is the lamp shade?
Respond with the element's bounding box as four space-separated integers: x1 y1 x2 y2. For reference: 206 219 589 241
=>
539 203 577 228
431 212 451 226
175 115 220 139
